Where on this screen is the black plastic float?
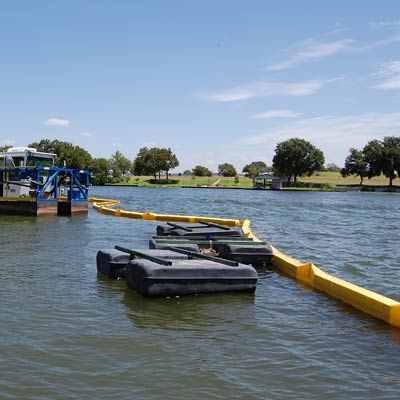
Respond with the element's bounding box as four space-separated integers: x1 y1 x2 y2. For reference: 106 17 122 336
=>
96 222 275 297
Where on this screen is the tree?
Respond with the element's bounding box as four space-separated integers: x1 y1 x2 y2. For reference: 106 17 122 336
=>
28 139 92 169
61 144 92 169
341 148 368 184
109 150 132 178
362 139 383 180
242 161 268 178
183 169 192 175
272 138 324 182
192 165 212 177
218 163 237 177
28 138 55 153
381 136 400 187
132 147 179 180
132 147 158 179
156 148 179 180
361 137 400 186
90 158 110 185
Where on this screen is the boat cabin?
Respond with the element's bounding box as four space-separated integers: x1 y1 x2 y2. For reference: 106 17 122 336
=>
0 147 57 198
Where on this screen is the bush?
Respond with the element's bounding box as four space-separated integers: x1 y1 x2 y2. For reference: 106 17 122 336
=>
283 181 332 190
148 179 179 185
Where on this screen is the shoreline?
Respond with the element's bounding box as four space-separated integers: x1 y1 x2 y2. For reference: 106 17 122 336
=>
104 183 400 193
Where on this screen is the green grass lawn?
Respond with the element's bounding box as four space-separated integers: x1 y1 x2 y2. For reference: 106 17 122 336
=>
301 171 394 186
112 175 255 188
108 172 398 189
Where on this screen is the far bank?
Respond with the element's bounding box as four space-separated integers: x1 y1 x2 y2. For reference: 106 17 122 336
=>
105 172 400 192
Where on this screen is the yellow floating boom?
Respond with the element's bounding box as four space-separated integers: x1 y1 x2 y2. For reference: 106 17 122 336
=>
89 196 400 328
271 246 400 327
89 197 242 226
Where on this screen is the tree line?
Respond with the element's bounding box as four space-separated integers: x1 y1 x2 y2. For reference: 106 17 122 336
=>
341 137 400 186
0 140 180 186
1 135 399 186
269 136 400 186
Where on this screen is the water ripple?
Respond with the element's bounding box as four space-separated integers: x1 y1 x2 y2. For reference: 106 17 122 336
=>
1 187 400 399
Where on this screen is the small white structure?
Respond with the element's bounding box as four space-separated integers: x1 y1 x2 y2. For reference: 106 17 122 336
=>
253 173 282 190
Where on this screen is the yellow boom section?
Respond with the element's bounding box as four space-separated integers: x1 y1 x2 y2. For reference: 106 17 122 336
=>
89 196 400 328
89 197 242 226
271 246 400 327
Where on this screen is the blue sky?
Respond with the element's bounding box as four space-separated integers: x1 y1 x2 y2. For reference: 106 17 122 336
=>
1 1 400 172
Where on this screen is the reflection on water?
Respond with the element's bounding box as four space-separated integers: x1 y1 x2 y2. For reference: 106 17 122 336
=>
1 187 400 400
122 289 256 330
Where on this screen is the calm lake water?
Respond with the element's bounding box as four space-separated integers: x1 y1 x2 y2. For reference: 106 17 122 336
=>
1 187 400 399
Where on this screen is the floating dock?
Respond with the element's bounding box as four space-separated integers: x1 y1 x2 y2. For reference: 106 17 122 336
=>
97 221 273 297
